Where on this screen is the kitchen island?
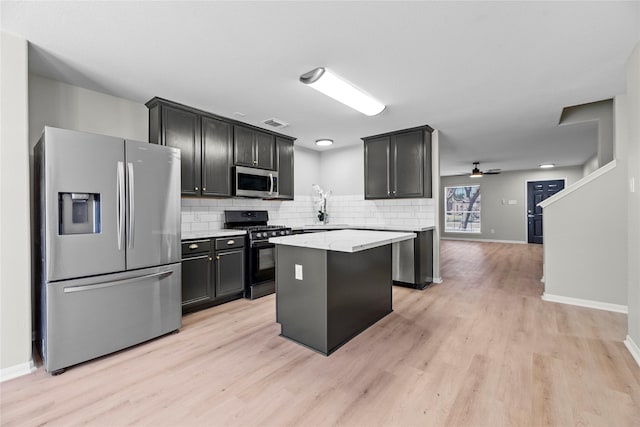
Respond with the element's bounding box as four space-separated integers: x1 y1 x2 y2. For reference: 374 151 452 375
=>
292 224 435 289
270 230 415 355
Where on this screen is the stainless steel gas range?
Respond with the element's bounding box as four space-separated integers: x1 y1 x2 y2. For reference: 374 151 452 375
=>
224 210 292 299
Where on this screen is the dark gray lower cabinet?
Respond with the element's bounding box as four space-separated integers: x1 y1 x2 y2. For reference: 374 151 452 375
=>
215 249 245 297
181 240 212 312
181 236 245 314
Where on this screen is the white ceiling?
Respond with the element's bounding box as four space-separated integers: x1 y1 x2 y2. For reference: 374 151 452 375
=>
2 1 639 176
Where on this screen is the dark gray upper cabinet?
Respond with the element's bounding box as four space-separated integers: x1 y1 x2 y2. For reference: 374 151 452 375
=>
364 136 390 198
233 125 255 167
393 130 424 197
201 117 232 197
276 137 294 199
233 125 275 170
162 106 201 195
363 126 433 199
147 97 295 198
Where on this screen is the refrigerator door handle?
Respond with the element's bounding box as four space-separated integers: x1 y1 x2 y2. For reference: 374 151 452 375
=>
127 162 135 249
117 161 125 251
63 270 174 293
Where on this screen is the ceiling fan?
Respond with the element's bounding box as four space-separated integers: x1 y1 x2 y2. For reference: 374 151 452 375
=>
469 162 501 178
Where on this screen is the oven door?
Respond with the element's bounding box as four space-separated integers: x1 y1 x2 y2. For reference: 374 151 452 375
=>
250 241 276 284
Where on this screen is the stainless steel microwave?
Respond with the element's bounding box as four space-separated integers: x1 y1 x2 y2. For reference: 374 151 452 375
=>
234 166 279 198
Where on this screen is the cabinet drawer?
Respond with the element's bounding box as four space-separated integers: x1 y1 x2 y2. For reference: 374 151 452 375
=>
182 240 211 256
215 237 244 250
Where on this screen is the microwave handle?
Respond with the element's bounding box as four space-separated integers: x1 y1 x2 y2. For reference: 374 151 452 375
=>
269 173 274 194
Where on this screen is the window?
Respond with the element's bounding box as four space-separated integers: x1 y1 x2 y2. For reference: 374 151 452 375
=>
445 185 481 233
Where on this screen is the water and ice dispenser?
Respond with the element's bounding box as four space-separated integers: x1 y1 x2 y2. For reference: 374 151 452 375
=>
58 192 101 234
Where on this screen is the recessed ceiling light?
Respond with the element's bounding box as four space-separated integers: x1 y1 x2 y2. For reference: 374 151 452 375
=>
539 163 555 169
300 67 385 116
315 139 333 147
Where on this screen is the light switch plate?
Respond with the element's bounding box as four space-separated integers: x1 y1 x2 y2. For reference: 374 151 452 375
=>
295 264 303 280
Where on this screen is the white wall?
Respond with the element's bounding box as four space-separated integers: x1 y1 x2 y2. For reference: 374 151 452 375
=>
319 144 364 196
0 32 33 380
626 43 640 356
294 146 321 197
541 91 630 310
560 99 614 168
582 155 599 176
543 163 628 307
441 167 583 242
28 74 148 148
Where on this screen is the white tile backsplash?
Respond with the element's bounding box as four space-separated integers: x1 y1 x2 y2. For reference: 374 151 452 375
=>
181 194 435 234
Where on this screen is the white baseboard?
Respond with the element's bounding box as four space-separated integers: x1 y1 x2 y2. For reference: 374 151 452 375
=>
0 359 35 382
432 277 443 284
442 237 527 244
624 336 640 368
541 293 628 314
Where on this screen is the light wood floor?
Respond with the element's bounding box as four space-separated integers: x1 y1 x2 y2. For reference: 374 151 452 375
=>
2 241 639 426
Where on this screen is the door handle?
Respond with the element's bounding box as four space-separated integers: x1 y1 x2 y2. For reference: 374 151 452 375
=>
64 270 173 293
127 162 135 249
116 162 125 251
527 214 534 218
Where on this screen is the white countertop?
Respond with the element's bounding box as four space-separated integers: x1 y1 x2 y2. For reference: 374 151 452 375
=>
182 229 246 240
292 224 435 232
269 229 416 253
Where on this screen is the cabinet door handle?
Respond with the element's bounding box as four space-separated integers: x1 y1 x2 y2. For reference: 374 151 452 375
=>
194 187 199 191
227 240 235 245
216 255 220 260
189 243 199 250
208 257 213 261
203 187 206 191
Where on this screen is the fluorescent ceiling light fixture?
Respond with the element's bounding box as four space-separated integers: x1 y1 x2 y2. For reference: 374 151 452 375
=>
315 139 333 146
539 163 555 169
300 67 385 116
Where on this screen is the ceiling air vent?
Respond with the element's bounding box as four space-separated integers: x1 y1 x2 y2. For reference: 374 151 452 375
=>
261 118 289 129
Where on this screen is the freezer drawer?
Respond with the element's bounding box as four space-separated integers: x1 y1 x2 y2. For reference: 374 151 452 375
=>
41 264 181 373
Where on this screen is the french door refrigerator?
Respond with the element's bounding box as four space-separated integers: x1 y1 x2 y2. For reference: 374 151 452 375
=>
35 127 182 374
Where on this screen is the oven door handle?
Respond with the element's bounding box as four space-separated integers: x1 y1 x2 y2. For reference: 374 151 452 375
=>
251 241 275 249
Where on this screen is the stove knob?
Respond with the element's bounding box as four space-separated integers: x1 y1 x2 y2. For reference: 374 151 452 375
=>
280 231 285 236
254 232 261 238
271 231 277 237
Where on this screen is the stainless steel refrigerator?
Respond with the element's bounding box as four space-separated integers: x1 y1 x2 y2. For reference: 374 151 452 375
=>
35 127 182 374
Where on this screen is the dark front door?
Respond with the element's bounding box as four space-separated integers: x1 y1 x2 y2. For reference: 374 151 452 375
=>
527 179 565 244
